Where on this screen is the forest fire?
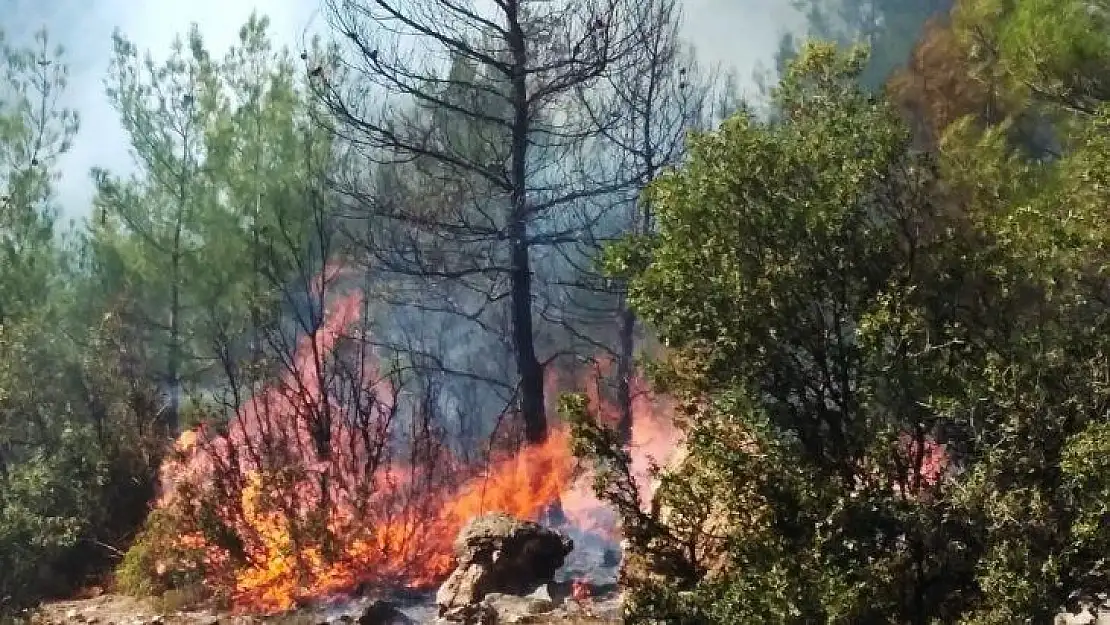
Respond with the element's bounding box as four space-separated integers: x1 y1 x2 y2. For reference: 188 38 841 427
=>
151 283 682 614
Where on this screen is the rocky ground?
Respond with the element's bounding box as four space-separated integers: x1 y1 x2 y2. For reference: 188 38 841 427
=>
27 513 622 625
1056 596 1110 625
29 509 1104 625
27 583 1110 624
29 589 621 625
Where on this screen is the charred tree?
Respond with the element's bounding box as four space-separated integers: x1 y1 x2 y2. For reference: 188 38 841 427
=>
314 0 644 444
564 0 720 443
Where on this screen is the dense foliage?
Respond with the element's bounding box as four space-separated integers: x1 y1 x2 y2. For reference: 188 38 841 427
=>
0 0 1107 622
571 1 1110 622
0 18 327 613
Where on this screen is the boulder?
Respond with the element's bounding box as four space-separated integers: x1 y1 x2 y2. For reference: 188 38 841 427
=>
437 603 496 625
435 513 573 616
480 593 555 623
526 584 554 603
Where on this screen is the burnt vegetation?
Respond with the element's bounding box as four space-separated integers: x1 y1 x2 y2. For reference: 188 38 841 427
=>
1 0 1110 623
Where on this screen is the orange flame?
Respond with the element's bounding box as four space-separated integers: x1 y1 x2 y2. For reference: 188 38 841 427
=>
152 279 683 614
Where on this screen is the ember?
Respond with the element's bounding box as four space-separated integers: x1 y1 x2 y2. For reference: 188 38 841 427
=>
571 579 592 602
150 275 683 614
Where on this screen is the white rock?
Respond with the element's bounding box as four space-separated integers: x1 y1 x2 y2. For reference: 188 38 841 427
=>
527 584 554 603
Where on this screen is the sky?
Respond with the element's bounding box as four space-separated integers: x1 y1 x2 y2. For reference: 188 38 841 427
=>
4 0 801 222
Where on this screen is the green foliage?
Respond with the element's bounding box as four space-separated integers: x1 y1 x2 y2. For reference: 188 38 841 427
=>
575 38 1110 624
91 13 330 429
0 425 105 601
0 17 328 615
115 507 205 600
0 302 163 613
954 0 1110 116
0 29 147 614
0 29 76 323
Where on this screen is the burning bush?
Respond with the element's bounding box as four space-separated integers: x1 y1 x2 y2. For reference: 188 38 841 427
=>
117 280 683 615
119 290 459 611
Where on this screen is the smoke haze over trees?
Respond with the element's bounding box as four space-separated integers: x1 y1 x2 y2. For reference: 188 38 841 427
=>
0 0 1109 623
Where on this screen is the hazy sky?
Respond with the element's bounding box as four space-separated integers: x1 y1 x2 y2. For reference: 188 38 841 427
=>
4 0 800 222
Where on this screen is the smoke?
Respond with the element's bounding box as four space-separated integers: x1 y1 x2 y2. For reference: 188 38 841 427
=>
2 0 812 460
5 0 803 221
312 0 798 459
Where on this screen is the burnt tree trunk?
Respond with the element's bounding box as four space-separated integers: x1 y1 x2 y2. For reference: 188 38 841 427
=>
615 305 636 444
509 233 546 444
167 196 184 436
507 0 546 445
615 172 656 446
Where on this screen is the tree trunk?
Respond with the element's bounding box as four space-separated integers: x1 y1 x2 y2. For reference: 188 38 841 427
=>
509 232 546 444
615 304 636 445
250 107 265 366
615 165 655 446
167 110 191 436
507 0 546 444
167 253 181 435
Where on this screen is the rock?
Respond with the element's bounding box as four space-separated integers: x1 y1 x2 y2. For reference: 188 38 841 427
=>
438 603 496 624
526 584 553 603
480 593 555 623
435 513 573 616
1057 593 1110 625
356 600 415 625
1057 605 1110 625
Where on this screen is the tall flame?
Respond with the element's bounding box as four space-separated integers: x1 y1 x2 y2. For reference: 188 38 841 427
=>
152 280 683 614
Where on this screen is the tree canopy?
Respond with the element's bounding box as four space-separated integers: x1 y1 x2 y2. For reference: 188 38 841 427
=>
1 0 1109 622
572 2 1110 621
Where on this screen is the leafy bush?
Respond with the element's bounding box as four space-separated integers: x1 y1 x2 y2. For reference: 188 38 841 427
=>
0 312 163 614
0 424 159 613
0 427 105 607
115 506 210 602
571 40 1110 624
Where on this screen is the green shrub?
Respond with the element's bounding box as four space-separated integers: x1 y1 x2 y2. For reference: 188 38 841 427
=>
115 502 213 602
572 40 1110 624
0 312 163 615
0 425 144 612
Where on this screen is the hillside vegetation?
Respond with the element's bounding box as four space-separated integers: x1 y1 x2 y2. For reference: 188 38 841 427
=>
0 0 1108 623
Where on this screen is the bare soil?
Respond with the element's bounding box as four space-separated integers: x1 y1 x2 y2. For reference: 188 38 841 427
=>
27 592 620 625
